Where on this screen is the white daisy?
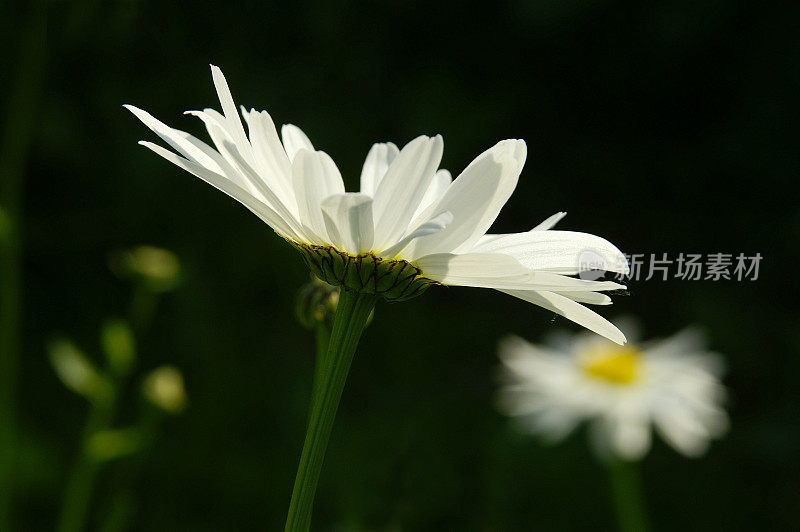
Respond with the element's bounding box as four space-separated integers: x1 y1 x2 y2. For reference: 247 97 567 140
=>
498 326 729 459
125 65 630 343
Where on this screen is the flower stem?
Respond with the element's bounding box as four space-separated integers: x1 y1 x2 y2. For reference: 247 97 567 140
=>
285 290 377 531
606 458 649 532
308 323 331 416
0 1 47 528
56 396 116 532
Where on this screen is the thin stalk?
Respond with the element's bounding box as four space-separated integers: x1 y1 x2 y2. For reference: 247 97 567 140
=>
606 458 649 532
98 404 161 532
0 1 47 527
285 290 377 531
128 283 158 334
308 322 331 418
56 396 116 532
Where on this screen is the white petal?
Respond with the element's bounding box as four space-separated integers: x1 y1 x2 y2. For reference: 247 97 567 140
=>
412 169 452 221
185 108 233 149
653 408 713 457
245 109 296 211
516 406 583 441
472 230 629 275
531 211 567 231
184 109 259 193
214 136 308 239
403 139 526 258
378 211 453 259
372 135 444 250
124 105 231 176
359 142 399 196
416 253 624 292
643 328 712 361
415 252 531 287
553 291 612 305
320 193 374 255
500 289 627 344
282 124 314 161
210 65 253 164
530 274 625 292
609 413 651 460
497 335 563 379
291 149 346 243
138 141 299 241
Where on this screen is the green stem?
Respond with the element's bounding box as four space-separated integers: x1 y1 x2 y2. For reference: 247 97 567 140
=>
308 322 331 417
128 282 158 334
0 2 47 528
99 404 161 532
285 290 377 531
606 458 649 532
57 396 116 532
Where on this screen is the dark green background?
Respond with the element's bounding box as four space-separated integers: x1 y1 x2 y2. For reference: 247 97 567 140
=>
3 0 798 529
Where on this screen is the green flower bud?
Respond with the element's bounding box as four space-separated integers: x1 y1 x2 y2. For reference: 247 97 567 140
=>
141 366 187 414
295 277 340 329
110 246 181 292
48 339 112 402
101 319 136 377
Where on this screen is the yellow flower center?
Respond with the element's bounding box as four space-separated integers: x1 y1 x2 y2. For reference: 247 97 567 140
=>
581 345 641 385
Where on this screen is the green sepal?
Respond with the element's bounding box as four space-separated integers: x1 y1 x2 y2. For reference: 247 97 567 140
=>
357 256 375 287
290 242 437 302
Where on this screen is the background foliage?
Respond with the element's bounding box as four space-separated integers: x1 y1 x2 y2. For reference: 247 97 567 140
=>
2 0 798 529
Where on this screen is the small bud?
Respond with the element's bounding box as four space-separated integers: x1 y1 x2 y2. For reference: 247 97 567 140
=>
48 338 111 402
101 319 136 377
87 428 143 462
141 366 187 414
295 277 340 329
110 246 181 292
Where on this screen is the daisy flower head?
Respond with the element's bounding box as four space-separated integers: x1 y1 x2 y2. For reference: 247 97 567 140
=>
126 65 629 342
497 325 729 460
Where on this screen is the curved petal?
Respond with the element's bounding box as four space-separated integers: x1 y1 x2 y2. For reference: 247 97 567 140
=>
379 211 453 259
403 139 526 259
412 169 452 221
500 289 627 345
416 253 625 292
184 109 260 194
476 211 567 251
125 105 231 177
415 252 532 287
216 137 308 239
372 135 444 249
553 291 613 305
291 149 346 244
282 124 314 161
607 405 652 460
531 211 567 231
320 193 374 255
472 230 628 275
210 65 254 165
359 142 399 196
244 109 296 212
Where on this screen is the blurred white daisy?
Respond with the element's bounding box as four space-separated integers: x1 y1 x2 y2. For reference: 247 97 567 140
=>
498 326 729 459
126 65 629 342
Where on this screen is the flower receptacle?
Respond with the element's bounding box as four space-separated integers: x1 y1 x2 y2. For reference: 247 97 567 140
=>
292 243 437 302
